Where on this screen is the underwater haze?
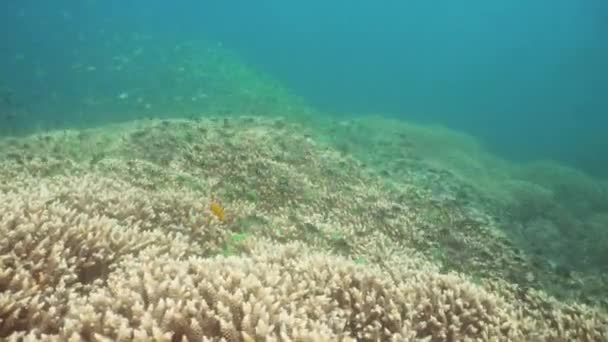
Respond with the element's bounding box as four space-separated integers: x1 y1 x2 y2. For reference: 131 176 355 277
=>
199 0 608 178
1 0 607 177
3 1 608 340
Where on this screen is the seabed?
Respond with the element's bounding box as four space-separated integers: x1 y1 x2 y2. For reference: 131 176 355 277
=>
1 40 607 341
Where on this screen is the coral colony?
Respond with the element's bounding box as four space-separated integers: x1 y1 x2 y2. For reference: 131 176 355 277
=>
1 117 606 340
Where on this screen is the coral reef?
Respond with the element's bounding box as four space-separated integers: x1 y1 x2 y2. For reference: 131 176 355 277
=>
1 117 607 341
313 116 608 306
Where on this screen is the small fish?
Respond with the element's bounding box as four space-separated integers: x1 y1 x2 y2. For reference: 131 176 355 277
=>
210 200 225 222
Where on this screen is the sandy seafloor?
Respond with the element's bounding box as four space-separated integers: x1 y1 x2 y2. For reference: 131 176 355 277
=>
1 40 607 341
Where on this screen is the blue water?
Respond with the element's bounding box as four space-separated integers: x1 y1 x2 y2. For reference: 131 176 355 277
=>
1 0 607 177
2 3 608 337
197 1 608 178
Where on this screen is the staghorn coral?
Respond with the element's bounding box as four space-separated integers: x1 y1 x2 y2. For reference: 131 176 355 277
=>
0 179 191 338
61 241 525 341
1 117 607 341
4 234 607 341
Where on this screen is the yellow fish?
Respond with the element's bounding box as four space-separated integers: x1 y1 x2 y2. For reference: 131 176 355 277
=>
210 200 225 222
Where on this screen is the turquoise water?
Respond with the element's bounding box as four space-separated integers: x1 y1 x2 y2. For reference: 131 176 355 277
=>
2 2 608 339
2 1 605 177
200 1 608 178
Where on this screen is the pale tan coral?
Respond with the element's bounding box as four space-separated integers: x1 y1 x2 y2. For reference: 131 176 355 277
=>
1 118 607 341
26 240 519 341
4 224 605 341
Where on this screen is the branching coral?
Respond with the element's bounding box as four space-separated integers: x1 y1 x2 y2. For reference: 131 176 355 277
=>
1 118 607 341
